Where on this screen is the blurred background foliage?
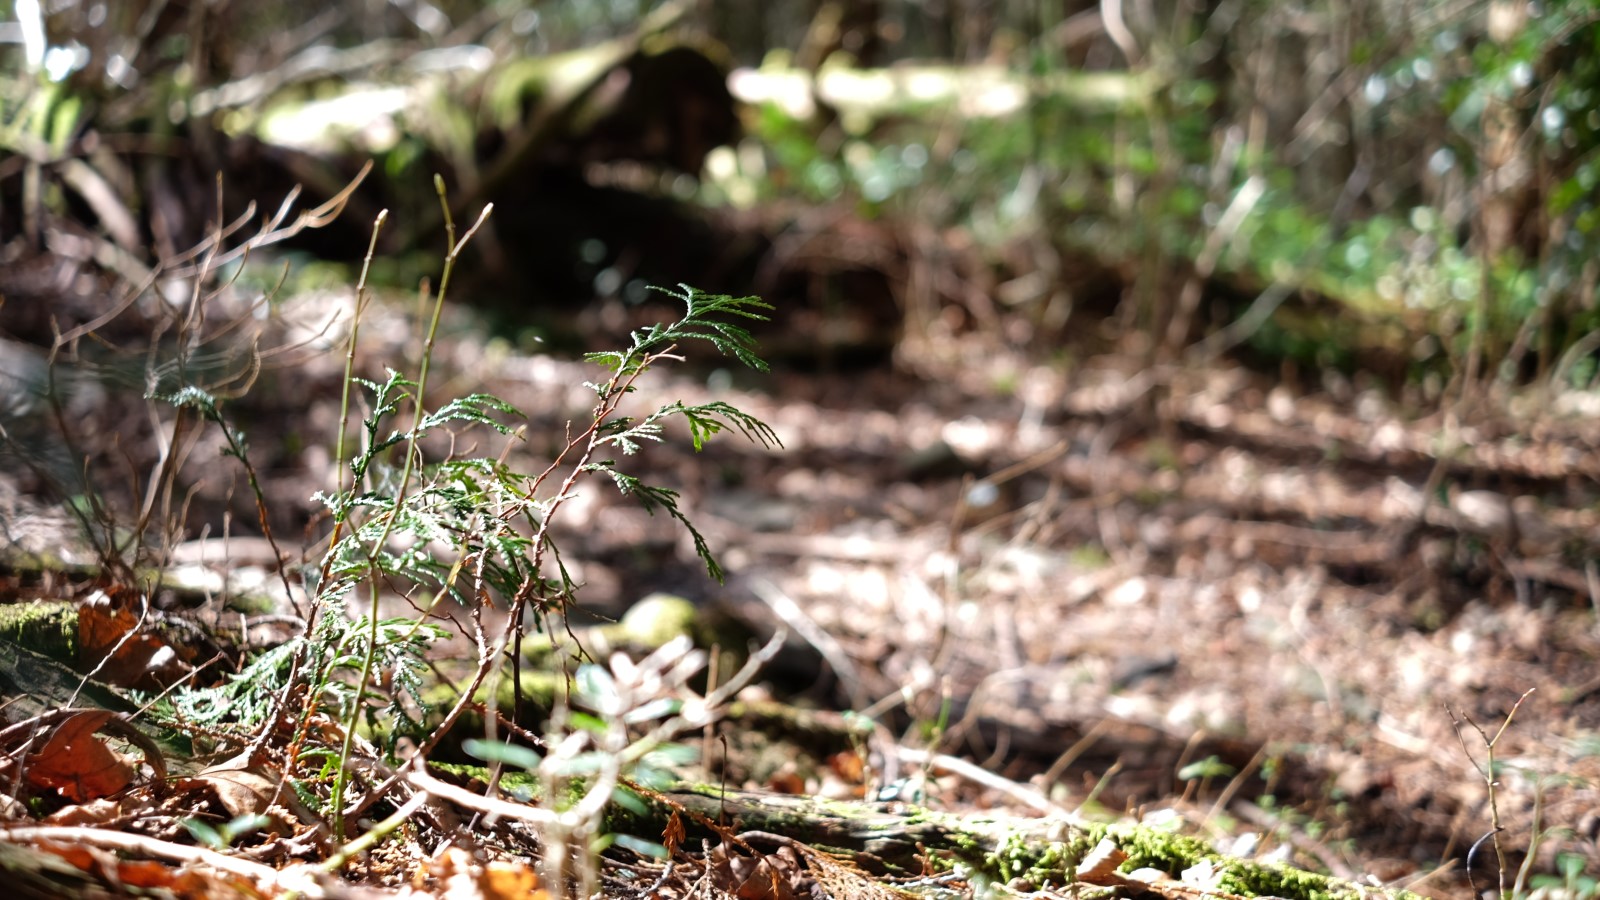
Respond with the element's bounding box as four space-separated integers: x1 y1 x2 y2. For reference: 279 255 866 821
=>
5 0 1600 398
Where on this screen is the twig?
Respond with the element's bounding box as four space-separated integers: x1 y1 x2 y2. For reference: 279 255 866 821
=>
749 576 868 711
316 791 430 874
1447 688 1536 899
0 826 322 895
409 766 564 827
896 746 1078 819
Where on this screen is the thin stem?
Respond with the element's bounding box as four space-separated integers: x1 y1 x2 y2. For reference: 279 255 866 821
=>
328 180 492 842
333 210 388 509
1449 688 1535 899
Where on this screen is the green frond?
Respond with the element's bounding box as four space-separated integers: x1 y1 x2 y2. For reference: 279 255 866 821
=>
418 393 524 434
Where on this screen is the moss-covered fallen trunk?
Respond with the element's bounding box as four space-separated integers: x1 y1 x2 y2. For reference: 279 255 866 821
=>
613 781 1421 900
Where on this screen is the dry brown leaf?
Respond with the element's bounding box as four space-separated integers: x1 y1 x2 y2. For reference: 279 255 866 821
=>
24 710 134 802
196 765 280 819
113 858 178 888
826 749 866 784
43 796 127 826
35 839 101 873
423 846 550 900
482 860 550 900
189 753 319 834
33 838 255 900
662 810 686 853
169 867 261 900
77 588 190 690
765 768 806 794
710 843 809 900
1075 837 1129 885
435 847 482 900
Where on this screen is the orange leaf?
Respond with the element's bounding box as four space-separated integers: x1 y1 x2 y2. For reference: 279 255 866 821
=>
115 859 177 888
43 796 126 826
37 840 98 872
483 860 548 900
765 770 805 794
25 710 134 802
826 750 865 784
662 810 686 853
77 589 190 690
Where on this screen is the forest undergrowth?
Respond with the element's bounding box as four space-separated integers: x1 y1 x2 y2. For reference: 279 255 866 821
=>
2 180 1599 900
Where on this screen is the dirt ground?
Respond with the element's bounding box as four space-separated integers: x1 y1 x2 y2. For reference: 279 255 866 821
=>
506 328 1600 900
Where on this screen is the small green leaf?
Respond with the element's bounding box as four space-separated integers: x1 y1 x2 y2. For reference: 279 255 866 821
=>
182 818 225 850
623 697 682 724
575 664 622 715
612 832 670 859
551 750 607 777
640 743 698 769
610 786 649 815
219 813 274 844
1177 756 1236 780
568 711 609 734
463 739 543 771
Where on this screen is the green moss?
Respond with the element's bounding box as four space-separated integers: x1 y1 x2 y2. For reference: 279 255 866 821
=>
945 829 983 856
414 669 562 759
983 825 1103 886
617 593 698 648
426 762 546 801
0 600 78 661
1096 823 1426 900
1220 862 1357 900
422 670 560 722
942 820 1412 900
1105 823 1214 872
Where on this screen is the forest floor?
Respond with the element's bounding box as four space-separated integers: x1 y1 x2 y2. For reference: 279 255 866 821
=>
486 300 1600 900
3 253 1600 899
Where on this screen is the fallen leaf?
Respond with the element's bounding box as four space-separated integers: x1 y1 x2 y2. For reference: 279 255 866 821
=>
765 769 806 794
710 843 809 900
113 858 177 888
483 860 549 900
77 588 191 690
1075 837 1129 885
662 810 686 853
36 839 99 873
826 750 865 784
197 766 280 819
24 710 134 802
189 753 319 834
34 840 253 900
44 796 127 826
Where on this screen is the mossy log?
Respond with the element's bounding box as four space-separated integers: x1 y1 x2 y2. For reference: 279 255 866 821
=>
0 637 138 721
0 637 194 768
617 781 1421 900
0 601 78 663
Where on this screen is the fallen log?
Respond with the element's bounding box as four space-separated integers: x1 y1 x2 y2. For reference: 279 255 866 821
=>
629 782 1420 899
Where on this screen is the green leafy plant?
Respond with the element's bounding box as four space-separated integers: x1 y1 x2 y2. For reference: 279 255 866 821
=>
581 283 778 582
462 633 782 896
296 191 783 843
137 174 785 870
182 813 274 851
1527 852 1600 900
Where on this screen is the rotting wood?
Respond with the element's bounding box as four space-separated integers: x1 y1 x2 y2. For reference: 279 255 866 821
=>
607 781 1422 900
